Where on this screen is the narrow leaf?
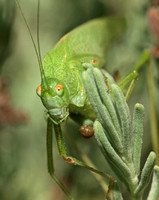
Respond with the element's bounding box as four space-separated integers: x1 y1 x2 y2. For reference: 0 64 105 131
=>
103 153 130 191
105 181 123 200
132 103 144 175
94 120 132 181
147 165 159 200
93 68 122 139
82 69 123 153
111 84 132 160
134 152 156 196
101 69 115 86
112 181 123 200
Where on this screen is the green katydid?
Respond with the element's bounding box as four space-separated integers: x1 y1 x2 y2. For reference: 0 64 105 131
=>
16 0 151 199
36 17 127 124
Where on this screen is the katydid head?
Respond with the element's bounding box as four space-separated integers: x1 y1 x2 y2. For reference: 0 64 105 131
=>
36 78 70 123
15 0 68 123
16 0 70 124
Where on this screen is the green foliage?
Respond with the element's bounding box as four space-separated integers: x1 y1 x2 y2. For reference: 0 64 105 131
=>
82 67 159 199
147 166 159 200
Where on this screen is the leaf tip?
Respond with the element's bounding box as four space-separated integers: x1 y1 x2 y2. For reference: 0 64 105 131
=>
135 103 144 111
154 165 159 171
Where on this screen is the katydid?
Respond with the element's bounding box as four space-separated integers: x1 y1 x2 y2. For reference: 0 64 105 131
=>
37 17 126 125
16 0 151 199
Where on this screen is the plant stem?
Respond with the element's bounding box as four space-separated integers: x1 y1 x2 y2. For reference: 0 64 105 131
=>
146 61 159 164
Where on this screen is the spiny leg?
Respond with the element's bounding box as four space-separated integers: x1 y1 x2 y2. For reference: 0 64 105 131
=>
47 118 73 200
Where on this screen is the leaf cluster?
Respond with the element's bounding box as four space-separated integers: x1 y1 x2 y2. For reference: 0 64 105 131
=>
82 67 159 200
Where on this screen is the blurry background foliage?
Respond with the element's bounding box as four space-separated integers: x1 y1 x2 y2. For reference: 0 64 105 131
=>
0 0 158 200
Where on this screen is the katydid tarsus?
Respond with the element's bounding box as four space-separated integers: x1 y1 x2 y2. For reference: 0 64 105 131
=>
16 0 151 199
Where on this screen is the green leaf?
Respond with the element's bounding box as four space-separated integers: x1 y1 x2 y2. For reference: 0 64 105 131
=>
147 165 159 200
106 181 123 200
101 69 115 86
93 68 122 139
112 181 123 200
111 84 132 160
94 120 132 181
82 69 123 153
132 103 144 175
134 152 156 196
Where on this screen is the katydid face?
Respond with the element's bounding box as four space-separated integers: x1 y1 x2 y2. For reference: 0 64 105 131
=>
36 78 69 122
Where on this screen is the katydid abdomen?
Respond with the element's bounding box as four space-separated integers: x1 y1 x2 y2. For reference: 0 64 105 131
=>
38 16 126 123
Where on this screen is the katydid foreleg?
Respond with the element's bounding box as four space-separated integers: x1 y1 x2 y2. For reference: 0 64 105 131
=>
46 118 73 200
53 123 112 181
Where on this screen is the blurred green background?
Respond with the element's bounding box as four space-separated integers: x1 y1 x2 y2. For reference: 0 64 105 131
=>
0 0 158 199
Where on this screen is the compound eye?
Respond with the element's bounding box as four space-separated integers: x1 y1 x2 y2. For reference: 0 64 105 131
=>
55 84 64 96
36 85 41 97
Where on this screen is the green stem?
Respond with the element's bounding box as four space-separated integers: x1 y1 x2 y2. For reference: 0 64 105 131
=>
146 61 159 164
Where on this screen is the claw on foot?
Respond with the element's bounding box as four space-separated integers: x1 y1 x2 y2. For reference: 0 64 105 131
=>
63 157 76 165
